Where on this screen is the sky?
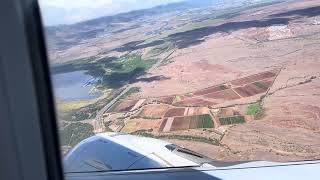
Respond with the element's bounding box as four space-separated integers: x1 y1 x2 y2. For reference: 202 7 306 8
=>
39 0 185 26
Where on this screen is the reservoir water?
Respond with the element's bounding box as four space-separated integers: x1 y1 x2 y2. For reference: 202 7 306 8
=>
52 70 102 101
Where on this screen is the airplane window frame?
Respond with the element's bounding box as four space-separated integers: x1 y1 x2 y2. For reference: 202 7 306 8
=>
1 0 320 180
0 0 63 180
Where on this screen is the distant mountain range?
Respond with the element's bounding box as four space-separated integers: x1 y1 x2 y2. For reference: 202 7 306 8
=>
46 0 268 30
45 0 277 52
46 0 215 30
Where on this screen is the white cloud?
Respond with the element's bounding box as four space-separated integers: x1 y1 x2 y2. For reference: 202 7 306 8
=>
38 0 184 26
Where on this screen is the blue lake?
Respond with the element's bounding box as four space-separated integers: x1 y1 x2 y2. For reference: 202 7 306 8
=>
52 70 102 101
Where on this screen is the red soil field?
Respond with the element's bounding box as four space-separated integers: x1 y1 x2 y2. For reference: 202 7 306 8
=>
261 79 274 87
175 98 216 106
252 72 276 81
231 71 276 86
166 115 214 132
204 89 240 100
157 96 175 104
159 118 168 132
109 100 139 112
231 77 253 87
164 108 185 117
193 85 229 96
170 117 190 131
234 83 267 97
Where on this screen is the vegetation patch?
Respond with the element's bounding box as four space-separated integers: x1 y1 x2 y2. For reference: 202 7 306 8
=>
56 100 91 113
131 130 220 146
188 114 214 128
219 85 229 90
219 116 245 125
200 114 215 128
121 121 138 133
131 129 155 138
60 89 123 121
59 122 94 147
175 95 182 102
161 134 220 146
148 42 173 57
51 54 157 90
253 81 269 90
246 102 265 119
104 121 114 132
97 54 157 89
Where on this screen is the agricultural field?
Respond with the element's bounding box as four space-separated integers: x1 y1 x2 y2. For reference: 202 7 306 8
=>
103 69 278 136
193 85 229 96
219 116 246 126
159 114 214 132
139 70 278 108
184 107 211 116
121 119 162 133
164 108 186 117
174 98 217 107
138 104 170 119
156 96 175 104
48 0 320 162
234 83 268 97
204 89 241 100
230 71 276 86
108 100 139 113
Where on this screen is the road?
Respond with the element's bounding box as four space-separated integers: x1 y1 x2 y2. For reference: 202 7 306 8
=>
93 86 132 133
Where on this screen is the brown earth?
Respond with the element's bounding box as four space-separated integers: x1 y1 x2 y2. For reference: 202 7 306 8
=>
204 89 241 100
231 71 276 86
175 98 217 107
193 85 229 96
234 83 267 97
135 0 320 98
54 0 320 162
139 104 170 119
164 108 186 117
151 0 320 161
122 119 162 133
109 100 138 112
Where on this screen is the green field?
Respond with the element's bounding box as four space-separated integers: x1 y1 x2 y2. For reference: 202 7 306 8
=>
198 114 214 128
181 114 214 128
246 103 264 119
219 116 245 125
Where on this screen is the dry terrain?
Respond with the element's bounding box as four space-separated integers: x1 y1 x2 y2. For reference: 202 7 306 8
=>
51 0 320 161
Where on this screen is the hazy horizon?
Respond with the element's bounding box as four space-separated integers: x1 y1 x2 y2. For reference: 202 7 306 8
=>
39 0 186 26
